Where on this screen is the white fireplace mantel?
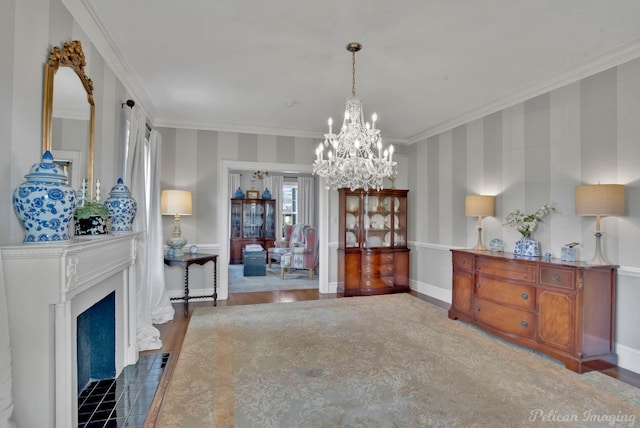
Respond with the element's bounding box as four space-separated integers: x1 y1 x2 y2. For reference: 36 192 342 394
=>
1 233 140 428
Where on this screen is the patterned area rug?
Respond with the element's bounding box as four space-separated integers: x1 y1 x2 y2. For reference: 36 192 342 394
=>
158 294 639 427
228 264 318 293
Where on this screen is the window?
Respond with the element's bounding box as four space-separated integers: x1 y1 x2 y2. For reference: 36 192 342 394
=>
282 181 297 234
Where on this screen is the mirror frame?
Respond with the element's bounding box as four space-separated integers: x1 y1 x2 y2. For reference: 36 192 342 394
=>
42 40 95 199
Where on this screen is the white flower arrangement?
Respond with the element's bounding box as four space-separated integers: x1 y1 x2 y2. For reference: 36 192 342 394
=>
505 203 556 238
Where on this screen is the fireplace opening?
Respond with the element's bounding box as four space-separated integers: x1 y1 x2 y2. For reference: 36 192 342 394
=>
76 291 116 393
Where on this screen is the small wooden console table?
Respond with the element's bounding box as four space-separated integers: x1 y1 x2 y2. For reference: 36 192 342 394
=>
164 253 218 306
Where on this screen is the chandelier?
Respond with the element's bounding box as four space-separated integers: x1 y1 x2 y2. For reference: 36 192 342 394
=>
313 42 397 191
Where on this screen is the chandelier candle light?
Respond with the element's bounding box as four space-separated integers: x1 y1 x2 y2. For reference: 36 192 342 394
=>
313 42 397 191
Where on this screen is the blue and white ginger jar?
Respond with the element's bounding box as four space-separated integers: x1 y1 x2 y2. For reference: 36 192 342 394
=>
13 151 76 243
513 236 540 257
261 187 272 199
105 178 137 232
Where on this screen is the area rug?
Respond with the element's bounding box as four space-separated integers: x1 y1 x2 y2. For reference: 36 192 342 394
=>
228 264 318 293
157 294 639 427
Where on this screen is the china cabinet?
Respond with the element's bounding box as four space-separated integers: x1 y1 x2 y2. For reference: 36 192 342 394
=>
229 197 276 264
449 249 617 373
338 188 410 296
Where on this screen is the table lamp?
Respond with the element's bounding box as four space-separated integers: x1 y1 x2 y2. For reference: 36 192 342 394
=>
465 195 495 251
161 189 192 256
575 184 625 265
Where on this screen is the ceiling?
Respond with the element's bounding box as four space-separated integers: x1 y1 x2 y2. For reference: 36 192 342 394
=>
67 0 640 143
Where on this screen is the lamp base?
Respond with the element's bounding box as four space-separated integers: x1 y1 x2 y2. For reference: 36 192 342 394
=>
588 232 611 265
472 226 487 251
167 235 188 257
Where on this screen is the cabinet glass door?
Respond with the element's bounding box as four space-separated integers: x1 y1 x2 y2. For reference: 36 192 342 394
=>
230 201 242 238
243 201 264 238
380 194 406 247
345 194 360 247
264 200 275 239
363 194 385 248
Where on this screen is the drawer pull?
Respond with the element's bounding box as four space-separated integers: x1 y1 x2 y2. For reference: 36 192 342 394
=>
476 282 481 288
521 320 528 327
461 259 466 265
552 274 561 282
476 305 481 312
521 293 528 300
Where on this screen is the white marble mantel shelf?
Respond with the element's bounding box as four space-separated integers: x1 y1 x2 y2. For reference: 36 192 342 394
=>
1 233 140 428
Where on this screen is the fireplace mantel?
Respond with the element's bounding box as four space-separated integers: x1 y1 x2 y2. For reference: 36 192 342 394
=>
1 233 140 428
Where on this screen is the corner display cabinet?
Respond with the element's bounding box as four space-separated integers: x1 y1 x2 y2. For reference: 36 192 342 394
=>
229 197 276 264
338 188 410 296
448 249 617 373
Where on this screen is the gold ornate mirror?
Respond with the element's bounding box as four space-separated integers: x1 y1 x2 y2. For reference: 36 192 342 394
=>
42 40 95 198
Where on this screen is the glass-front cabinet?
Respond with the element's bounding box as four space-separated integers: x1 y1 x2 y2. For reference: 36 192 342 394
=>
229 198 276 264
338 188 410 296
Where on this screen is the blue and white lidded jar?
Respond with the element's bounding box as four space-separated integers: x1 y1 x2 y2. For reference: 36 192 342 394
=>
12 151 76 243
104 178 137 232
261 187 272 199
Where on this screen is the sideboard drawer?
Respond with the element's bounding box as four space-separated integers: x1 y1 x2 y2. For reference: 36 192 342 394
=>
453 252 473 271
361 262 395 277
475 276 536 310
362 252 394 265
362 276 395 289
539 267 575 290
473 298 536 340
477 259 536 282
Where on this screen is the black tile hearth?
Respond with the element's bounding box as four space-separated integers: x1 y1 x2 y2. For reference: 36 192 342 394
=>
78 353 169 428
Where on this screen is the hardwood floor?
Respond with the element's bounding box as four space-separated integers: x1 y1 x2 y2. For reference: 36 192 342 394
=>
141 289 640 427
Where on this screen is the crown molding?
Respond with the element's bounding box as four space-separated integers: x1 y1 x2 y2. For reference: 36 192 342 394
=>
407 37 640 145
62 0 158 119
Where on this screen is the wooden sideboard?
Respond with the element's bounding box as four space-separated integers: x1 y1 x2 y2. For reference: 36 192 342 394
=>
449 249 617 373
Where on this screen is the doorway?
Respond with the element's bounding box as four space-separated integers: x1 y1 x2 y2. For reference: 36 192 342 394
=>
219 160 330 300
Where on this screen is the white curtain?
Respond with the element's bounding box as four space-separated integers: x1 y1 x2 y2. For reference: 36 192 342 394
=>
0 254 16 427
124 106 174 351
297 176 316 226
229 173 240 198
265 175 283 238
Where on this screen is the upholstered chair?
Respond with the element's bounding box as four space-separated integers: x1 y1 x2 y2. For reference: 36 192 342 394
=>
267 223 307 267
280 225 319 279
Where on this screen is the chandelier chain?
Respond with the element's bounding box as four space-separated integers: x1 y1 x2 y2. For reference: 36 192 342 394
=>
352 50 356 98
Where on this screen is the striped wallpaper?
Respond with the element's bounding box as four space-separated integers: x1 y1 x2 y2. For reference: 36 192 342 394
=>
407 59 640 353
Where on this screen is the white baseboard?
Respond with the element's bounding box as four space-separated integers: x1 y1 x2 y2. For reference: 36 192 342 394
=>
616 343 640 375
410 279 452 305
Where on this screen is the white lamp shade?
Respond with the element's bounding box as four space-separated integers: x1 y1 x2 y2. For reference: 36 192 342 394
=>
161 190 192 216
575 184 624 216
465 195 495 217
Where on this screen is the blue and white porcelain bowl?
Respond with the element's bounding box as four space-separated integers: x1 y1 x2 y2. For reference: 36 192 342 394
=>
13 151 76 243
105 178 137 232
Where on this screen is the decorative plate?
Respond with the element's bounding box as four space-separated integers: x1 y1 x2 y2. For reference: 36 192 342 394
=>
346 213 356 229
366 236 383 247
366 196 378 211
370 214 385 229
346 231 358 247
384 214 399 229
347 197 359 211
